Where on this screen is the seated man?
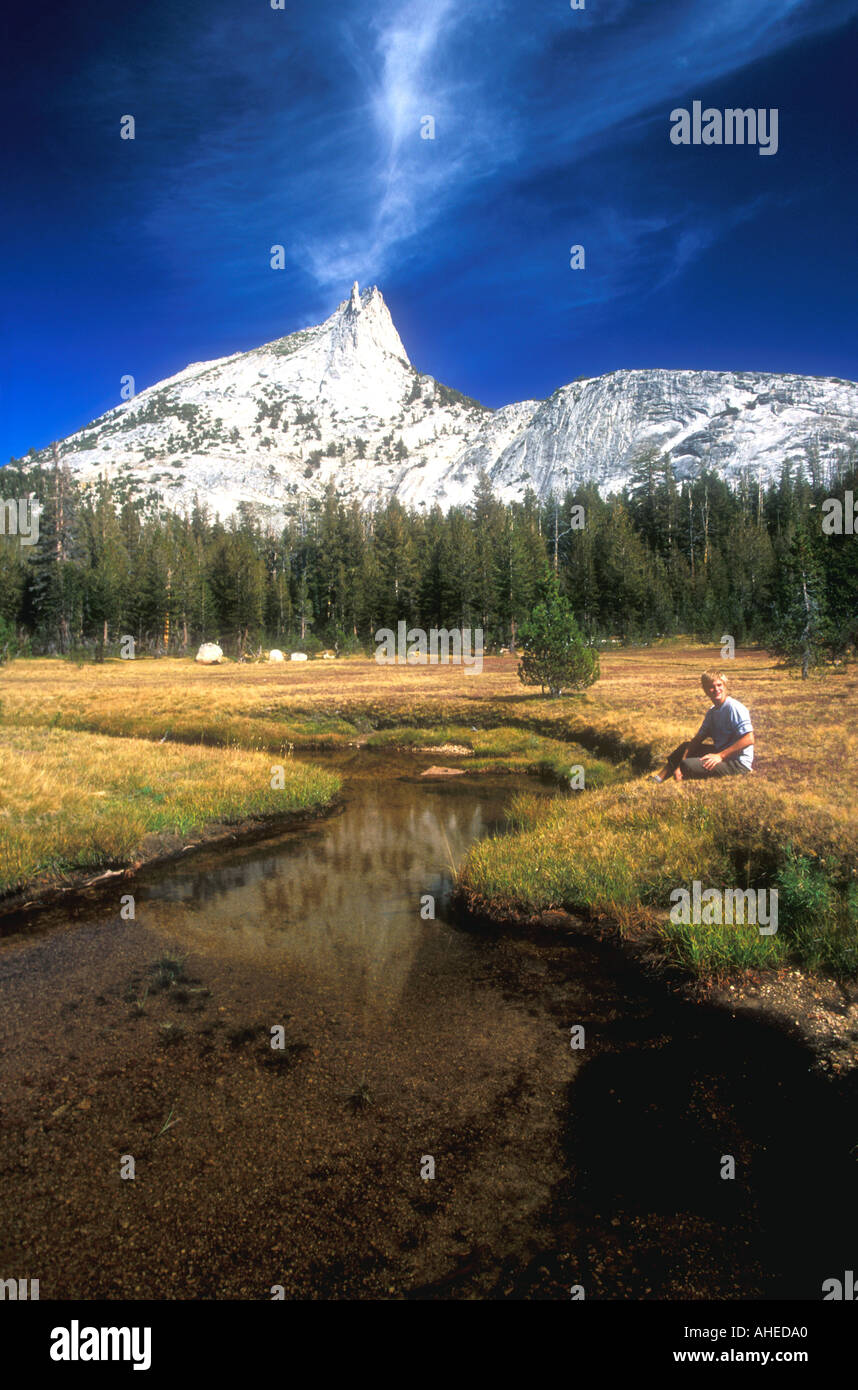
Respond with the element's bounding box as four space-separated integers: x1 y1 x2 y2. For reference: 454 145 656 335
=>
651 671 754 781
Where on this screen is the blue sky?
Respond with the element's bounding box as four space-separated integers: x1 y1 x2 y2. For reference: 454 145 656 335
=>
2 0 856 459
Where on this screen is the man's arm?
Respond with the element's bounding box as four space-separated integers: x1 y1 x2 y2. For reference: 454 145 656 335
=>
700 731 754 770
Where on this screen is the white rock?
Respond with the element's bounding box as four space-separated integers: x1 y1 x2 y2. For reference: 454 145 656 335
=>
290 652 309 662
268 649 285 662
195 643 223 664
40 282 858 521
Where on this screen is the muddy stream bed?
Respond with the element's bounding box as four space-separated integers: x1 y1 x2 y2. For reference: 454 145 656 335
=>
0 751 854 1299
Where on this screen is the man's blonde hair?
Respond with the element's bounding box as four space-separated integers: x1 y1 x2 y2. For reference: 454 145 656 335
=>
701 670 728 692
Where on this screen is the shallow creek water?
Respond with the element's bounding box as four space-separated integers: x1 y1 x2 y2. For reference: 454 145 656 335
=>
137 750 533 1014
0 751 854 1299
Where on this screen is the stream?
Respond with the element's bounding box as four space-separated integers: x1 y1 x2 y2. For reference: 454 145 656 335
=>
0 751 855 1299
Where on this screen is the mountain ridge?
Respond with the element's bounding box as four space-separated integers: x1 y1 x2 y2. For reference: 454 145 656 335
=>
21 284 858 519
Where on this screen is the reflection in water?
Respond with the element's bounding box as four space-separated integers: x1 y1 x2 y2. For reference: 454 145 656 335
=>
137 765 552 1026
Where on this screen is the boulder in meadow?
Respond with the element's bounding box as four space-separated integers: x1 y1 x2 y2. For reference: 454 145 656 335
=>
195 643 224 665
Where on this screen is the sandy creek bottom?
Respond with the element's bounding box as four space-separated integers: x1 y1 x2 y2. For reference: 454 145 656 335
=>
0 750 854 1299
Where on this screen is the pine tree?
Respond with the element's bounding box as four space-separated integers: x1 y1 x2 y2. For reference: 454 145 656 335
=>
771 521 830 677
470 471 503 635
81 478 130 657
518 576 600 697
374 499 419 626
28 450 83 651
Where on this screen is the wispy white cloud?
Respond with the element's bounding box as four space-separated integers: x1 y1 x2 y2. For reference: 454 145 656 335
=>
121 0 858 305
298 0 521 287
293 0 857 290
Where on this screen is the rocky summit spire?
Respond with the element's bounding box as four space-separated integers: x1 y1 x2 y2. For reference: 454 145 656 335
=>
329 281 410 367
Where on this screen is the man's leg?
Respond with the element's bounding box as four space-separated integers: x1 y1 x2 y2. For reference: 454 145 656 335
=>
679 756 722 779
679 746 743 779
653 741 691 781
671 742 716 779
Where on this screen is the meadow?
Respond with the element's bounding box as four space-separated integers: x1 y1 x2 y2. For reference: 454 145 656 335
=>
0 723 340 901
1 646 856 975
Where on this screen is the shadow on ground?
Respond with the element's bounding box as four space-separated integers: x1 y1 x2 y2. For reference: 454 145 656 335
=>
504 931 857 1300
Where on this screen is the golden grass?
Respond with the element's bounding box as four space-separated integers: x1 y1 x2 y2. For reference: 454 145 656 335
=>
0 726 340 898
574 644 858 821
462 776 857 918
3 644 854 779
363 723 622 785
3 645 855 804
0 654 532 749
2 646 856 970
377 642 858 976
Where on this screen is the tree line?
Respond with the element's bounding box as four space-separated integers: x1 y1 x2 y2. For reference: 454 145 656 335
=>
1 449 856 672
